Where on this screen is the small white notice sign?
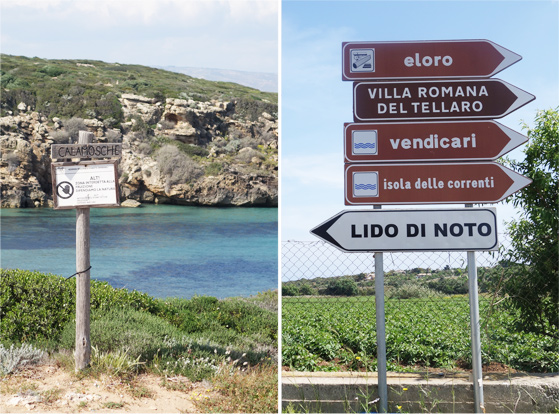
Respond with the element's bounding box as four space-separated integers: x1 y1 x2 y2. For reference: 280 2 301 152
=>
52 161 120 209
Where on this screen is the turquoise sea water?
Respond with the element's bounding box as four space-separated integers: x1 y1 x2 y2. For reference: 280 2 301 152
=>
1 205 278 299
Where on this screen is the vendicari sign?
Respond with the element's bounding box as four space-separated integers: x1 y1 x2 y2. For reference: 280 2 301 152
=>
344 120 528 163
342 39 521 80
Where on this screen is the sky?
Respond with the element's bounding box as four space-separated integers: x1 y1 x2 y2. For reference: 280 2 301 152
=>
1 0 558 244
0 0 278 75
281 0 559 242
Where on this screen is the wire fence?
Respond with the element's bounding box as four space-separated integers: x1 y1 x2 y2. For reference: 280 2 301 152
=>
281 234 558 373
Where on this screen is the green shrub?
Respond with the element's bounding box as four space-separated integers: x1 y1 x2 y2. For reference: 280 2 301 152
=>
59 307 184 360
205 162 223 176
1 269 278 380
39 65 66 77
233 98 277 122
388 283 442 299
0 269 159 345
427 276 468 295
0 269 75 344
325 278 358 296
282 284 299 296
298 284 315 296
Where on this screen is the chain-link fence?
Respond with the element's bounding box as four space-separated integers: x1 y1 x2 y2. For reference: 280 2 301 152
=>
281 234 559 373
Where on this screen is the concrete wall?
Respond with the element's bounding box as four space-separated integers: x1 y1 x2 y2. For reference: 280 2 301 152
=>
282 372 559 413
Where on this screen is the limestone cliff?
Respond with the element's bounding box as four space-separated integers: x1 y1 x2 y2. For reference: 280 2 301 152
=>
0 96 277 208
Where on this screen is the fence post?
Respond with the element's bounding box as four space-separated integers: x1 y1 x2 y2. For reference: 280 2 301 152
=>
374 205 388 413
75 131 93 371
466 203 485 412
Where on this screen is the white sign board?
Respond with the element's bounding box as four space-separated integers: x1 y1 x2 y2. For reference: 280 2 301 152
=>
310 208 498 252
52 161 120 209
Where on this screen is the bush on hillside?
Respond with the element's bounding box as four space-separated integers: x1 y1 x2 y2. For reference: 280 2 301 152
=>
325 279 358 296
155 144 204 189
282 284 299 297
388 283 442 299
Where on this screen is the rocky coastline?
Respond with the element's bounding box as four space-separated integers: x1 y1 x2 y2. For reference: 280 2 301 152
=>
0 94 278 208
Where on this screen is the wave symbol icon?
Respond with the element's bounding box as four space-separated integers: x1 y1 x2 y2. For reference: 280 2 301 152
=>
354 184 377 190
354 142 376 149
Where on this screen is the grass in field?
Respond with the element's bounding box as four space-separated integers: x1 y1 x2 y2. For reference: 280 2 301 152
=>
282 295 559 373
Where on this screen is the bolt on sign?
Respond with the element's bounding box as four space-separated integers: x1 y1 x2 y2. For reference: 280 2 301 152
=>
342 39 522 80
344 120 528 163
51 161 120 209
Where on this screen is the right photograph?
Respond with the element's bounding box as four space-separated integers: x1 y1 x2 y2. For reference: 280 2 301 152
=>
280 1 559 413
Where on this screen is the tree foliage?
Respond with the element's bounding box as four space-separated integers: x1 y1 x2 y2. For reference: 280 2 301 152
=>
325 278 358 296
501 108 558 338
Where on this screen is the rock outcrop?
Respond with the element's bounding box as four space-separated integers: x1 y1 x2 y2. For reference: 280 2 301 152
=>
0 96 277 208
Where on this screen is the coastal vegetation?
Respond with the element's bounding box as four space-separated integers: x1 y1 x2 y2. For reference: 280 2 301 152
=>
0 268 278 412
0 54 276 119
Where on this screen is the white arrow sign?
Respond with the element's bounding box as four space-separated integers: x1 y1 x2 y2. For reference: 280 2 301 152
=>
310 208 498 252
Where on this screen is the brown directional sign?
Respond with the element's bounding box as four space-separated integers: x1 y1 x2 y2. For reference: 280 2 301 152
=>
342 40 522 80
344 120 528 163
345 162 532 205
353 79 535 122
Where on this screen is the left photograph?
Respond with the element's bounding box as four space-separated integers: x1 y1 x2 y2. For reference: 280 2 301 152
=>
0 1 278 413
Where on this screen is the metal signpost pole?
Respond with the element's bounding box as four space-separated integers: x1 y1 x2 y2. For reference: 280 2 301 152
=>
466 203 484 412
333 39 532 411
373 205 388 413
75 131 93 371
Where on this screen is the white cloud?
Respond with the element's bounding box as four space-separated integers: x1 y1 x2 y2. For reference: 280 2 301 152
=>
1 0 278 72
3 0 276 28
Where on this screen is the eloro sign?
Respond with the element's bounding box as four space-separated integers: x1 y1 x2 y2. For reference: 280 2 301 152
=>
342 39 522 80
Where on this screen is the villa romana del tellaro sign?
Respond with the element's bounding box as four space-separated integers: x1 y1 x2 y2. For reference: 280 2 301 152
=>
353 79 535 122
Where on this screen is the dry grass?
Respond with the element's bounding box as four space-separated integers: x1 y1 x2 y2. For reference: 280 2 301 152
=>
194 364 278 413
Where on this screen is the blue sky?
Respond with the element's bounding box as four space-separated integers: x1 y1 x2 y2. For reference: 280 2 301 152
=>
281 0 559 241
0 0 278 74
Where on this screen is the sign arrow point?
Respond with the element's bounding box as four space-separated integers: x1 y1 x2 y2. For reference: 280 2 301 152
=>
490 40 522 75
310 213 344 249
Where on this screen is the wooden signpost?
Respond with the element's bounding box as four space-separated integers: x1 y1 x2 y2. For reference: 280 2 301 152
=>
50 131 121 371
